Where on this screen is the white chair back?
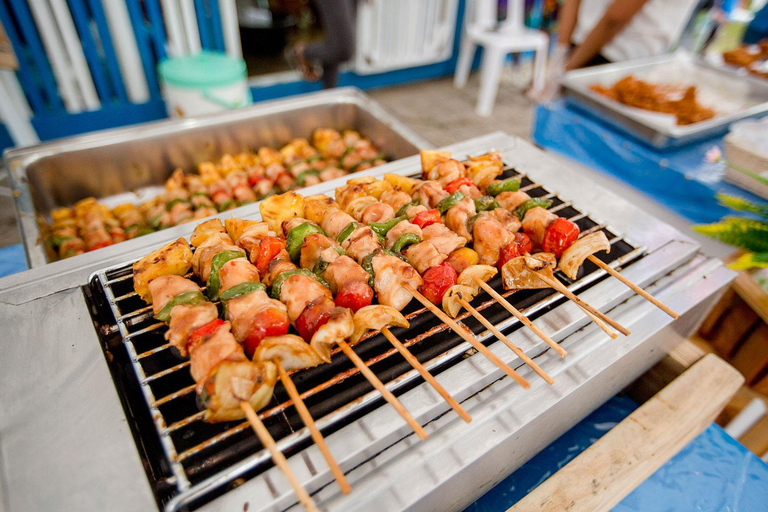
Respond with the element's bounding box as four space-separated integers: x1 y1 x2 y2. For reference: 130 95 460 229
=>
465 0 499 30
499 0 527 34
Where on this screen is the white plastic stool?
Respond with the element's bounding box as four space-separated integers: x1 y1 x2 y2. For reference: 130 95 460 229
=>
0 70 39 147
454 0 548 116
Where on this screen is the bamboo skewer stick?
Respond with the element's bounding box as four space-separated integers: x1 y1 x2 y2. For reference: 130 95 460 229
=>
380 327 472 423
275 362 352 494
239 402 319 512
531 273 623 339
404 284 531 389
456 297 554 385
474 279 567 357
587 255 679 319
337 339 428 440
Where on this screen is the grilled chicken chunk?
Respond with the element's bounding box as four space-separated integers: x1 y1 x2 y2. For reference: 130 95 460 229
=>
371 251 424 310
322 255 371 294
445 197 476 241
473 214 513 265
189 321 247 390
379 189 412 211
422 223 467 255
149 275 200 316
335 184 368 209
404 204 428 222
488 208 521 234
192 233 241 282
166 302 219 357
322 207 357 239
219 258 260 293
342 225 381 262
385 220 422 250
496 191 531 211
360 202 395 224
225 289 288 342
280 273 333 322
414 180 449 209
404 241 447 274
202 360 277 422
262 258 297 288
521 207 558 245
299 233 338 270
427 159 466 187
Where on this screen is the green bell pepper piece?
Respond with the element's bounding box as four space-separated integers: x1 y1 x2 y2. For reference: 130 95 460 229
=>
391 233 421 253
220 282 266 302
154 291 208 322
474 196 500 212
270 269 329 299
206 250 246 300
336 222 360 244
396 199 419 217
486 177 521 196
286 222 326 262
165 198 190 211
368 215 406 239
217 199 237 212
296 169 320 187
436 191 465 214
515 198 553 220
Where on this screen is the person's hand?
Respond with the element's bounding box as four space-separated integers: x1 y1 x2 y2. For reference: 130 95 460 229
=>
528 44 570 103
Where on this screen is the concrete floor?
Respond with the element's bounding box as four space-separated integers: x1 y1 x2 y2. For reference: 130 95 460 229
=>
0 64 731 259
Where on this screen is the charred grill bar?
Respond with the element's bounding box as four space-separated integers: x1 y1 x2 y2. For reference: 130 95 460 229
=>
0 133 735 512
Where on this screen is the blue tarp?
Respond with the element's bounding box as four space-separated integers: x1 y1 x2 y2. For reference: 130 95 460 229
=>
532 100 768 224
468 395 768 511
0 244 26 278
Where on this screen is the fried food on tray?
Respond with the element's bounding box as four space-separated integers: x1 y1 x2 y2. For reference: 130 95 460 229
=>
721 39 768 80
590 76 715 125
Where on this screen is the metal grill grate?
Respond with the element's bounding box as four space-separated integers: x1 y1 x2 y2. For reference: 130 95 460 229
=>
86 165 645 510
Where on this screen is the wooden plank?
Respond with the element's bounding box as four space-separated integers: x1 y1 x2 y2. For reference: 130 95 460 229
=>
729 324 768 385
753 371 768 397
732 271 768 326
509 354 744 512
698 288 736 339
708 296 759 359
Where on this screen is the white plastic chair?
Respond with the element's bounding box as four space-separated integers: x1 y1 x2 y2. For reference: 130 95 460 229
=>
454 0 548 116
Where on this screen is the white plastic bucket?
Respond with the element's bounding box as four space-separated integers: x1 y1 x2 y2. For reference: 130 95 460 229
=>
158 52 252 118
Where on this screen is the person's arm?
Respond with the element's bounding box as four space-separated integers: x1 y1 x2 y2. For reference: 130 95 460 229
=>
565 0 649 70
558 0 582 46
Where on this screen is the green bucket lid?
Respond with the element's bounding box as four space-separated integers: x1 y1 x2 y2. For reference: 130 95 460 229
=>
158 51 247 88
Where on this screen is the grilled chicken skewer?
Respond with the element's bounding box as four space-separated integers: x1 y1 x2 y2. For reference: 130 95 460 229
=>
380 152 631 339
193 218 353 492
277 215 471 423
259 191 530 388
329 179 554 383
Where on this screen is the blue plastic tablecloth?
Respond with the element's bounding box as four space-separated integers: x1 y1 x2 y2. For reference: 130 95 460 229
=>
0 244 26 278
532 100 768 224
467 395 768 511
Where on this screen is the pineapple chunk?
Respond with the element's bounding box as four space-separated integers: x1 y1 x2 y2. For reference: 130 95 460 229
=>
347 175 377 186
190 219 227 247
383 173 421 194
362 179 393 199
225 218 261 243
133 238 193 303
259 191 305 232
420 150 451 174
304 194 339 224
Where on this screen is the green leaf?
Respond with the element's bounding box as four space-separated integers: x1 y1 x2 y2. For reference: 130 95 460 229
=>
716 194 768 219
693 218 768 253
728 252 768 270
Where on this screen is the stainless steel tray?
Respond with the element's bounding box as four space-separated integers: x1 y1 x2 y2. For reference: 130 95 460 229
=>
560 50 768 149
4 87 432 269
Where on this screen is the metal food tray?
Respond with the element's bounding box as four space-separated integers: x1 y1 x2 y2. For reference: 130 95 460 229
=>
560 50 768 149
3 87 432 270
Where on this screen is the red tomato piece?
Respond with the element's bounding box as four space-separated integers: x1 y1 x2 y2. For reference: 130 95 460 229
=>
88 240 114 251
497 232 533 269
541 218 580 258
243 308 291 358
255 236 286 275
188 318 226 352
419 262 458 304
335 281 374 312
444 177 474 194
413 208 441 229
295 297 335 342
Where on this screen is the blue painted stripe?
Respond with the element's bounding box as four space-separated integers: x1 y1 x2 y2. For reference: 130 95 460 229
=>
0 0 45 112
66 0 114 103
194 0 213 50
208 0 225 52
144 0 168 61
5 0 64 112
85 0 128 102
124 0 161 98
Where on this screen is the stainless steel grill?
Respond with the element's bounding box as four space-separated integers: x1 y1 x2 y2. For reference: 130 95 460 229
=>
87 161 645 510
